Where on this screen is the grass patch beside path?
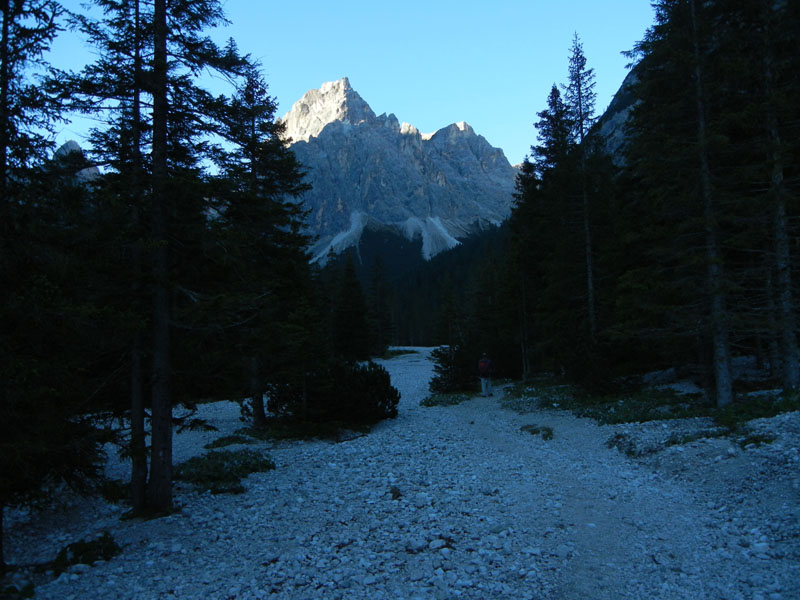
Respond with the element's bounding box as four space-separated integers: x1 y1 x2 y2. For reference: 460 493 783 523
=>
504 375 800 432
715 393 800 431
502 375 576 414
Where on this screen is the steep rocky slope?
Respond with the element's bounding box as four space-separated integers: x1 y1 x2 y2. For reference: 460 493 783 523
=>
279 78 517 262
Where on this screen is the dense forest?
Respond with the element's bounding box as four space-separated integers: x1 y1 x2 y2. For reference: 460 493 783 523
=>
0 0 399 567
0 0 798 574
382 1 798 409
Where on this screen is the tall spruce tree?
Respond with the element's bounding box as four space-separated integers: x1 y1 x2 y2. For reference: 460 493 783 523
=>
65 0 249 512
510 83 581 375
63 0 153 512
757 0 799 392
332 255 373 362
621 0 746 406
563 33 599 340
208 63 313 426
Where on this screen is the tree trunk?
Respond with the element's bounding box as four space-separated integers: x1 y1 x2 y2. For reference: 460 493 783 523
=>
519 273 532 382
772 194 799 392
0 0 11 203
129 0 147 514
250 355 267 427
766 270 783 379
581 165 597 340
1 502 6 573
130 331 147 512
690 0 733 408
147 0 172 512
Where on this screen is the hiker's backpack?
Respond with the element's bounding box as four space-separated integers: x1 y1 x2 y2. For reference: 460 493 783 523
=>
478 358 491 376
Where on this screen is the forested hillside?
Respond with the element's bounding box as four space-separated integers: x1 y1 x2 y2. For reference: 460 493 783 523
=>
424 1 799 405
0 0 399 562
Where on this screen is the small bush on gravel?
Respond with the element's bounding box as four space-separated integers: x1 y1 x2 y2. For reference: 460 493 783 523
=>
428 346 479 394
664 430 727 448
98 479 129 504
52 531 121 574
737 433 777 448
236 421 371 441
421 393 471 407
606 433 643 457
175 449 275 494
1 582 35 599
267 361 399 425
520 424 554 440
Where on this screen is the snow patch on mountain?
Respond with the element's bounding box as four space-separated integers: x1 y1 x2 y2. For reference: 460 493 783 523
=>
403 216 461 260
311 210 369 262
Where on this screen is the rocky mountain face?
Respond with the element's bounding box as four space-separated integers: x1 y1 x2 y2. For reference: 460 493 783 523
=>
596 67 639 162
280 78 518 262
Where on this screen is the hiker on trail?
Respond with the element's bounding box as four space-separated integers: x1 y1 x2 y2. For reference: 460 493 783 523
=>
478 353 493 397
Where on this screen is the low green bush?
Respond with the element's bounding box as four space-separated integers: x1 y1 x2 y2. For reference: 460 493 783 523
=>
98 479 129 504
236 420 371 442
204 434 254 449
175 449 275 494
267 361 400 425
520 424 554 440
738 433 777 448
0 582 35 599
421 393 471 407
52 531 121 574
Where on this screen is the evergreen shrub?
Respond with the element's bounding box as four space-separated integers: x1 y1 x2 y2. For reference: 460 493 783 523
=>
53 532 121 573
175 449 275 494
429 346 478 394
520 424 554 440
267 361 400 425
421 393 471 407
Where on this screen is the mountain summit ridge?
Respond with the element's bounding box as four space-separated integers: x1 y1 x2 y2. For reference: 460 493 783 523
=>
281 77 376 143
279 78 517 262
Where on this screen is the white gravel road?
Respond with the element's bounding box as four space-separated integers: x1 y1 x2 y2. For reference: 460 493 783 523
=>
5 347 800 599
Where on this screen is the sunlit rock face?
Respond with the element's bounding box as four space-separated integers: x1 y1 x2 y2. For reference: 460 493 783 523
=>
279 78 517 262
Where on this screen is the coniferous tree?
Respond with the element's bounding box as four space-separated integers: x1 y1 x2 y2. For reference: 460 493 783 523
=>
510 84 581 375
756 0 799 392
64 0 249 512
208 63 313 426
564 33 599 340
0 0 108 569
61 0 153 513
366 258 394 355
332 255 373 361
621 0 740 406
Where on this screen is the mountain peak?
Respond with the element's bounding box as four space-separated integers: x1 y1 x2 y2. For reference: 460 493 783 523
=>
280 77 375 143
280 79 518 263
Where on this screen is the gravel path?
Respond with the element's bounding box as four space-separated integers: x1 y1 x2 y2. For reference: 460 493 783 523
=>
5 347 800 599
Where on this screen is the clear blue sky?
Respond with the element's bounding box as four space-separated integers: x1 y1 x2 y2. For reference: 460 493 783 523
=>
52 0 655 165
